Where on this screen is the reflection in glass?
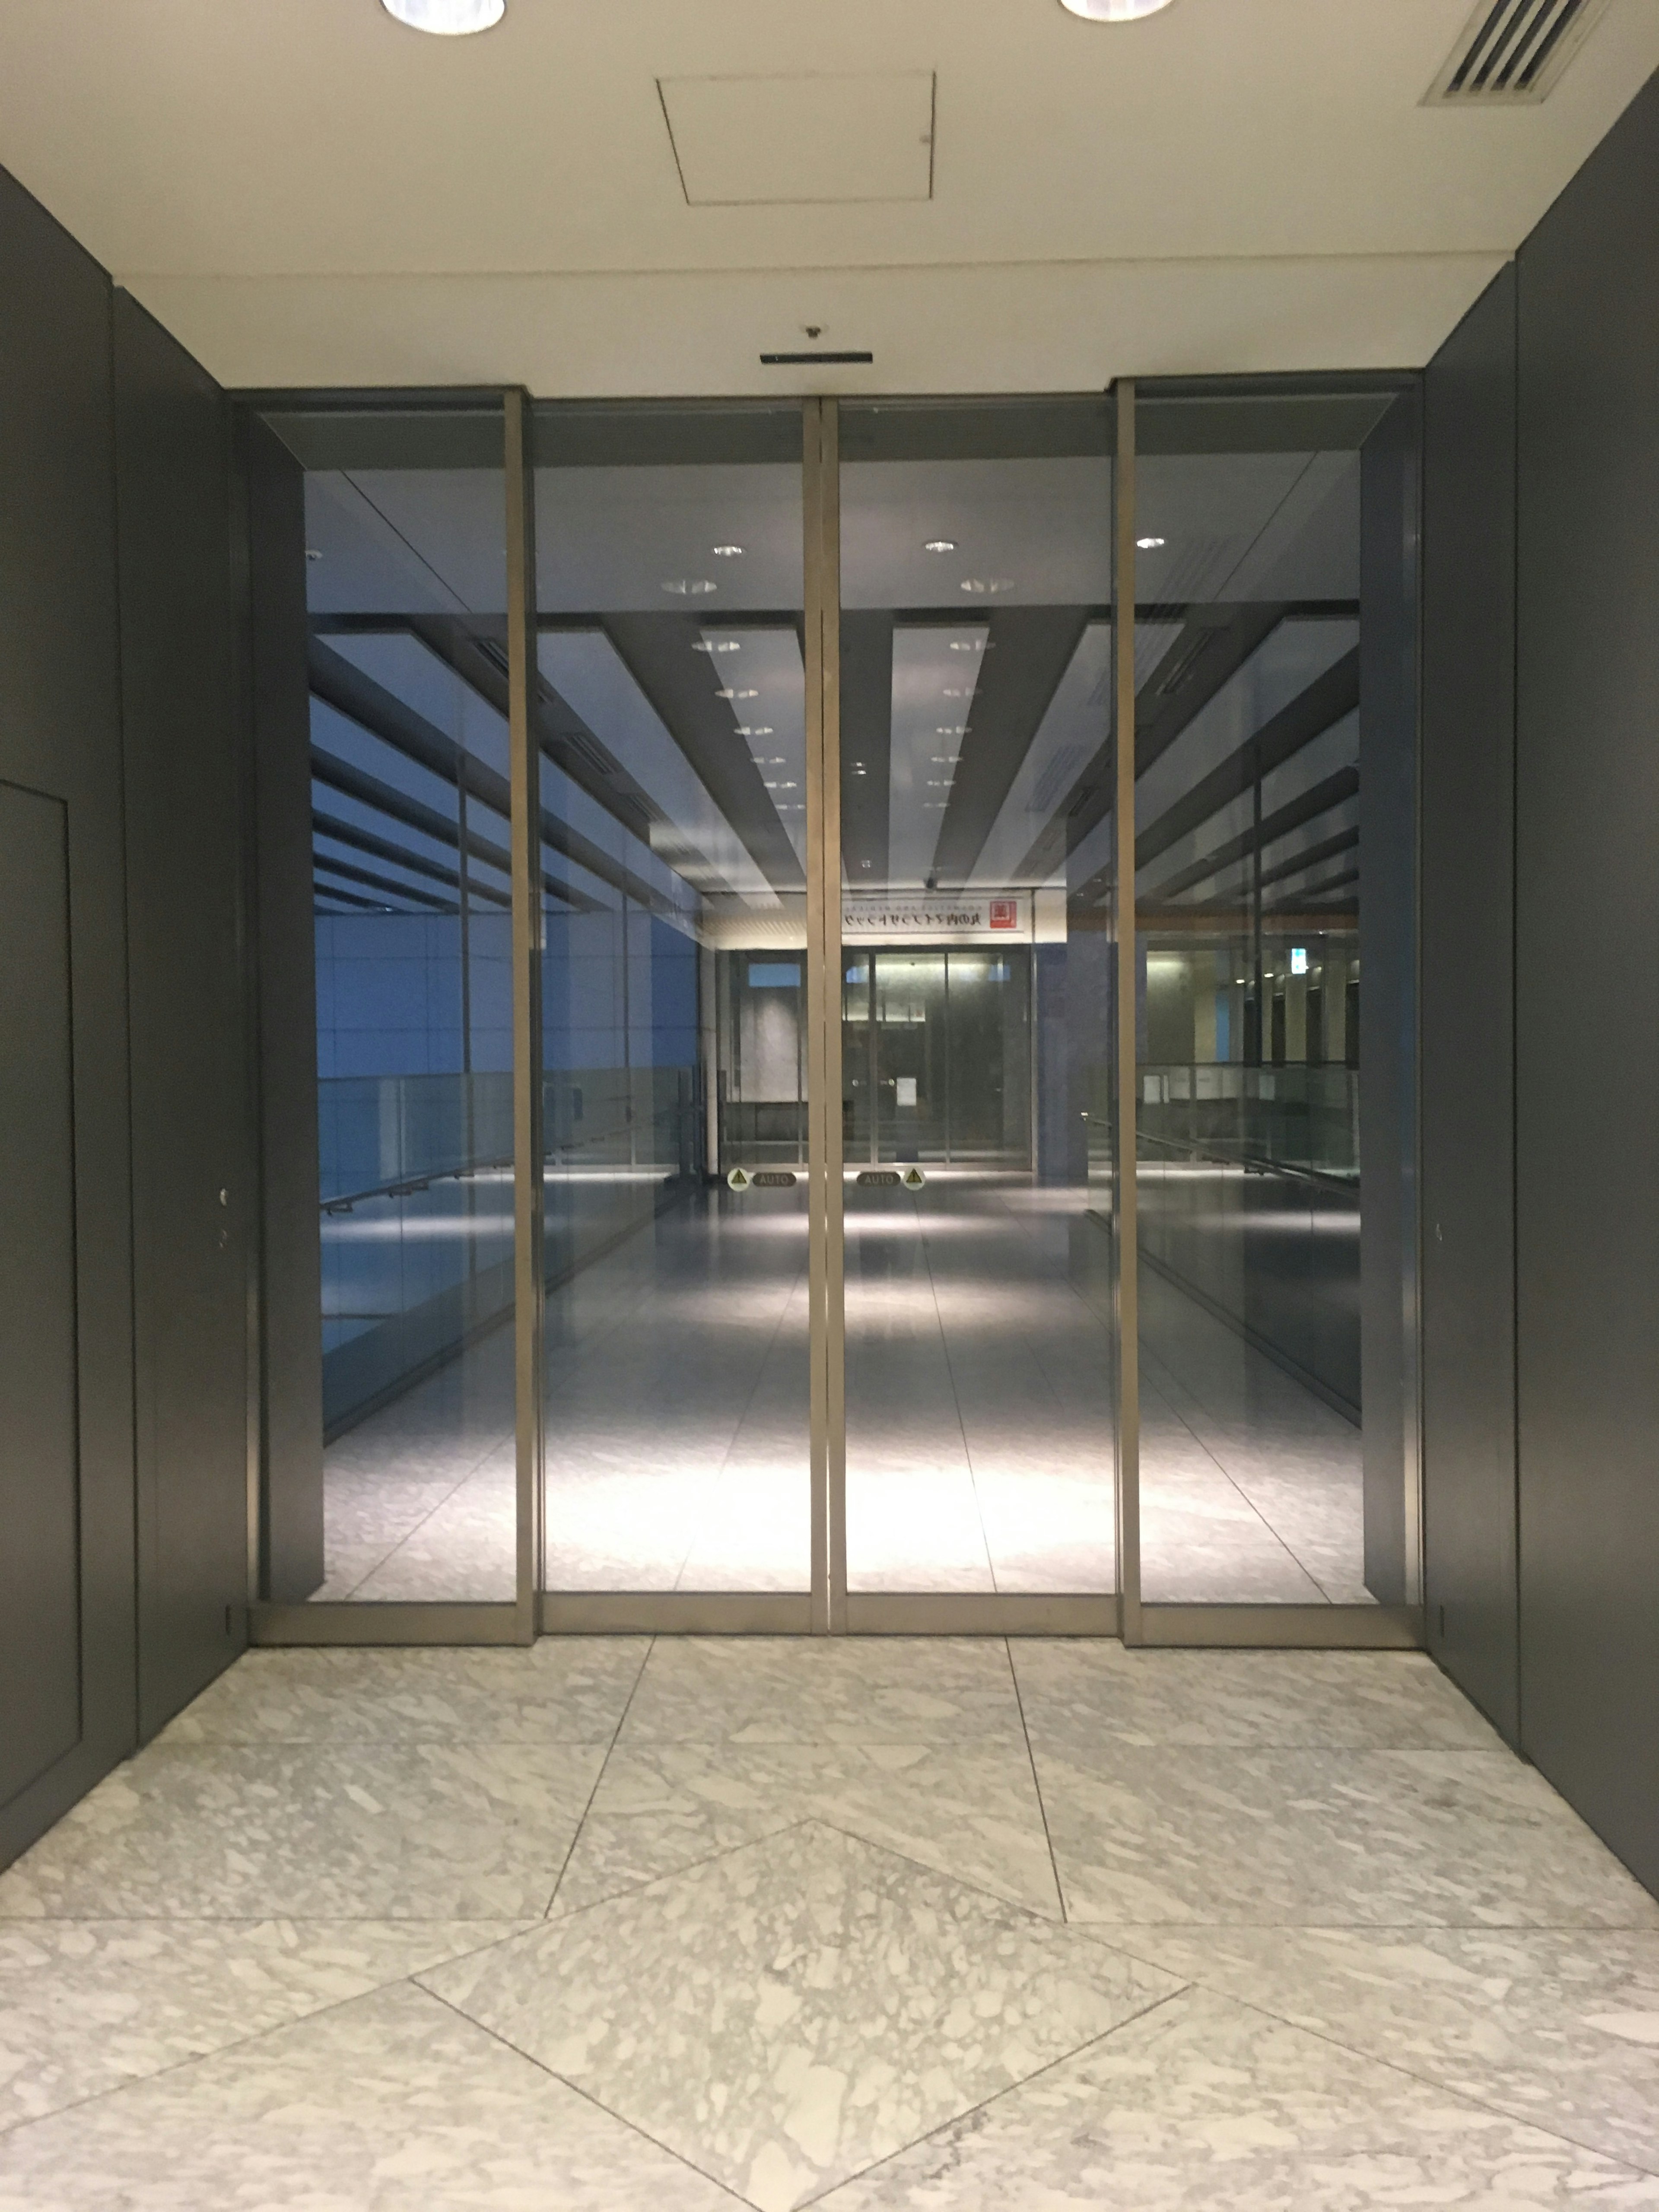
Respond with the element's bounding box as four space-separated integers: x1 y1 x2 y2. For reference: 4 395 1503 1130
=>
838 401 1119 1596
534 405 811 1593
1131 393 1413 1603
293 406 516 1600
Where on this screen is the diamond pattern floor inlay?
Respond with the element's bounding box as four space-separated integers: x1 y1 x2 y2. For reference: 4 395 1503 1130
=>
2 1637 1657 2209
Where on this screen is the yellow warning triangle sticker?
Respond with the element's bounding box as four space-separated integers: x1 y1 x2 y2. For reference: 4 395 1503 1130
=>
902 1166 926 1188
727 1166 750 1190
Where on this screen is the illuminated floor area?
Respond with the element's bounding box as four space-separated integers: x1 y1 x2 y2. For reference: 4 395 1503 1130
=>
4 1639 1656 2206
311 1175 1366 1605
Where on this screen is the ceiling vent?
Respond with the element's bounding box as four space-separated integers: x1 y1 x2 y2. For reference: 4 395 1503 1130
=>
1425 0 1613 103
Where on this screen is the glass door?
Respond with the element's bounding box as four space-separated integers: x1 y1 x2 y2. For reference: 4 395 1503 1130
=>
832 400 1122 1626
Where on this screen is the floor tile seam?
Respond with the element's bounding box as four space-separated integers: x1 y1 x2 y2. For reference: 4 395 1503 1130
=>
337 1440 506 1597
1020 1730 1522 1756
915 1210 1000 1592
542 1816 814 1925
791 1982 1198 2211
1062 1912 1659 1935
1203 1982 1659 2180
803 1815 1072 1927
0 1970 459 2149
1003 1638 1070 1925
1134 1364 1332 1599
541 1633 658 1918
413 1980 756 2206
666 1255 808 1595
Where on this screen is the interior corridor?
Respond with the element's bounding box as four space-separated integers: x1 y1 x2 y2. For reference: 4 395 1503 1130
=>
312 1172 1365 1603
2 1635 1655 2208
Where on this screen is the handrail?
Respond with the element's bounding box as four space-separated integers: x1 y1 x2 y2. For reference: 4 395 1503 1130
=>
1136 1125 1358 1194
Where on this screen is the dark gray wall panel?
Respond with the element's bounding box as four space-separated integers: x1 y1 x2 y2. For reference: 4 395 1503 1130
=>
0 165 137 1871
0 788 81 1802
1358 390 1421 1605
242 415 325 1600
114 291 251 1737
1421 266 1520 1746
1516 74 1659 1895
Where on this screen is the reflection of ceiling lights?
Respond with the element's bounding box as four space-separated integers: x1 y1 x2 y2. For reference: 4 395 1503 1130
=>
712 544 744 556
960 578 1014 594
930 755 960 765
1058 0 1174 18
381 0 505 32
1137 535 1166 550
663 578 717 595
937 725 966 736
924 539 956 553
736 726 774 738
693 639 741 654
949 640 986 652
715 688 758 699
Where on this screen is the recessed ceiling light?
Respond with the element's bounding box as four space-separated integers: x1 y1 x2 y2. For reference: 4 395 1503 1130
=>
663 578 717 595
305 547 323 562
381 0 505 33
1137 535 1166 550
712 544 744 557
1058 0 1175 19
924 539 957 553
715 688 759 700
960 578 1014 595
950 639 986 652
693 640 741 654
937 725 967 736
736 726 774 737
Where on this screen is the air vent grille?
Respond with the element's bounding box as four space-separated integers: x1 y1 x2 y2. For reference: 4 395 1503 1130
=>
1425 0 1612 104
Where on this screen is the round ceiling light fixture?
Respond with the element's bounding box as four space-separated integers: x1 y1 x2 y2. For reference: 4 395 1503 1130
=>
1137 535 1166 549
382 0 505 32
924 539 957 553
1058 0 1174 17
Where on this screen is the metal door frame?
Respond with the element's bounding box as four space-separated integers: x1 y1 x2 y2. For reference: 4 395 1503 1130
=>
252 384 1420 1651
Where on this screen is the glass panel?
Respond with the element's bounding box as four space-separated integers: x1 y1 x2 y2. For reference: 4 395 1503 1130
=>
1132 387 1415 1604
838 399 1118 1595
534 403 810 1593
283 404 515 1601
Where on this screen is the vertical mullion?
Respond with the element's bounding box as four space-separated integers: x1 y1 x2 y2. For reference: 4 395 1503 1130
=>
1114 380 1143 1646
804 401 830 1634
821 403 846 1633
804 398 846 1635
505 386 543 1645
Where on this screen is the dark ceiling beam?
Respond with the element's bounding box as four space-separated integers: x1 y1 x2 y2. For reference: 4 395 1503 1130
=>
841 611 893 887
308 747 602 915
1070 648 1360 910
315 853 456 913
602 613 805 894
1011 602 1289 885
1263 864 1360 914
929 607 1089 889
309 641 671 914
401 615 739 898
313 878 396 914
312 807 512 909
1257 824 1360 894
1140 766 1359 905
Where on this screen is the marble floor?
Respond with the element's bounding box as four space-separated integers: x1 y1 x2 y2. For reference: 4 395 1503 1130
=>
314 1174 1367 1605
3 1637 1656 2209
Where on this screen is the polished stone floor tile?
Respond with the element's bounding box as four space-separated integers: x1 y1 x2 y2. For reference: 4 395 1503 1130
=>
0 1917 522 2133
423 1821 1182 2212
618 1637 1027 1746
816 1983 1659 2209
0 1980 742 2211
1101 1923 1659 2177
158 1638 650 1746
552 1738 1061 1918
1012 1641 1503 1754
0 1741 606 1921
1035 1744 1659 1927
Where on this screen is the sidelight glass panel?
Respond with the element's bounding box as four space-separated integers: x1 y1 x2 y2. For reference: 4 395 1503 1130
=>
533 403 810 1594
273 402 516 1602
1131 386 1417 1605
837 400 1119 1595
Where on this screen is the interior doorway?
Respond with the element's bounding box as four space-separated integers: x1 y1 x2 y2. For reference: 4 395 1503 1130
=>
251 381 1422 1651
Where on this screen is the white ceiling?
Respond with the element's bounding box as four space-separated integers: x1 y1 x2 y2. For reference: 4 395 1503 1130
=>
0 0 1653 392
